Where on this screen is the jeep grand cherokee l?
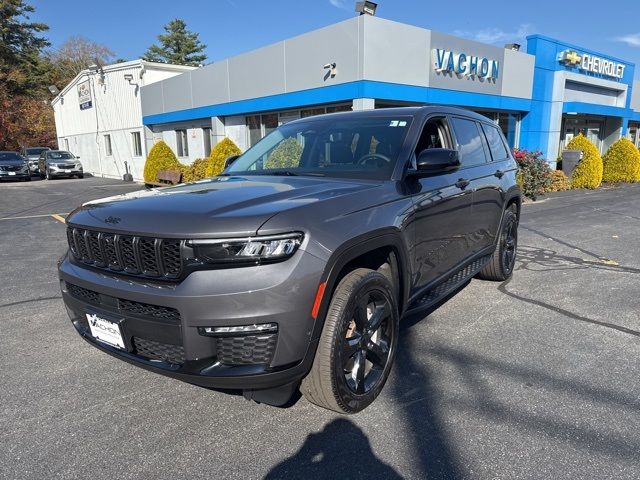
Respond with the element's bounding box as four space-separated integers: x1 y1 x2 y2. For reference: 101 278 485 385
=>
59 107 520 413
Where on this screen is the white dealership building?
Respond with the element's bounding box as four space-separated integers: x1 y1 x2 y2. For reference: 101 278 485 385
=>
51 60 194 181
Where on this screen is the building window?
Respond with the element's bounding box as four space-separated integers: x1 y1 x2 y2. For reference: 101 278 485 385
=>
301 107 325 118
202 127 212 156
131 131 142 157
497 113 520 148
262 114 278 136
64 138 69 151
326 104 351 114
247 116 261 147
104 134 112 156
176 129 189 157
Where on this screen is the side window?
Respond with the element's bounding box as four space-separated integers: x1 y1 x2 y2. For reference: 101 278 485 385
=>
414 117 449 165
481 123 510 161
450 117 489 167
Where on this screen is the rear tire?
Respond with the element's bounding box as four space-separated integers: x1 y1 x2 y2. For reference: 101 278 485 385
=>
301 268 399 414
477 204 518 281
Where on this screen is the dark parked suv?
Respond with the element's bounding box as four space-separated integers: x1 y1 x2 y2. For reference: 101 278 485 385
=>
59 107 520 413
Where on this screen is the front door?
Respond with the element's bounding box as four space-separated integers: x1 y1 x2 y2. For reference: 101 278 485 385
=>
407 116 474 296
561 116 604 152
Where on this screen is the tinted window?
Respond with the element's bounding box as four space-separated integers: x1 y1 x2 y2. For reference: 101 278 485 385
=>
450 118 488 167
47 151 74 160
482 123 509 160
26 148 48 155
227 115 412 180
0 152 21 161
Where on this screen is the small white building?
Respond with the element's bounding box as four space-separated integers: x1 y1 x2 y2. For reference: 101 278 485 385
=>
52 60 195 181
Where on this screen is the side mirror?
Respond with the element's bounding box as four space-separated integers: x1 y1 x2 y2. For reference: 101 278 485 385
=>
224 154 240 169
75 155 80 159
415 148 460 174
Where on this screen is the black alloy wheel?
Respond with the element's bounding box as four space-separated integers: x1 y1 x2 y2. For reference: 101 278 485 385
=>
301 268 399 413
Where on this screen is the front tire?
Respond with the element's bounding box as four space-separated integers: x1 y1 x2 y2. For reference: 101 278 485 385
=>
301 268 399 414
477 204 518 281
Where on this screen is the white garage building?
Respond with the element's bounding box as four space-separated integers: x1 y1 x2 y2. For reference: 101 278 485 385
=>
51 60 194 181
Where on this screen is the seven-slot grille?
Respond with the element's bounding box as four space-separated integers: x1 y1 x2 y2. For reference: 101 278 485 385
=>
67 227 183 279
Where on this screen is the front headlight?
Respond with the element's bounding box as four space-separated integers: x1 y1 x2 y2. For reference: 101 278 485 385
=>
186 232 303 266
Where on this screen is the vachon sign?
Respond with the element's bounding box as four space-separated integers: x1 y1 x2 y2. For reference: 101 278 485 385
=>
433 48 500 80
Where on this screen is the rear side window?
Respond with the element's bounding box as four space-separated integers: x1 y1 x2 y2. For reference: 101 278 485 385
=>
481 123 510 161
450 117 488 167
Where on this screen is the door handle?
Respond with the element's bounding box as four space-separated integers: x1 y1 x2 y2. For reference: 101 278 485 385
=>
455 178 470 190
494 169 505 178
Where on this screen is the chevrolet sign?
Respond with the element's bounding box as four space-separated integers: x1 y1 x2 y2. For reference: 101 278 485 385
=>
560 50 625 79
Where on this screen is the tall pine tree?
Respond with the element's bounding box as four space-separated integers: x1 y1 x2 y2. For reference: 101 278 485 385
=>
143 19 207 66
0 0 50 96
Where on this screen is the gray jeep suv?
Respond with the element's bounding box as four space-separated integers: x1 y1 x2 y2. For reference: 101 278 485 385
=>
59 107 520 413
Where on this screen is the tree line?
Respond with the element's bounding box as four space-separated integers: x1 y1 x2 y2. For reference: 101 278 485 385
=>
0 0 207 151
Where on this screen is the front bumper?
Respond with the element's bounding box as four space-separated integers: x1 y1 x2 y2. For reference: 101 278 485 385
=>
58 250 325 390
49 166 82 177
0 171 30 179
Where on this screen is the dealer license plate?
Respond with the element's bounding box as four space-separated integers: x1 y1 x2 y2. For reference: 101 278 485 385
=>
86 312 125 349
8 172 15 176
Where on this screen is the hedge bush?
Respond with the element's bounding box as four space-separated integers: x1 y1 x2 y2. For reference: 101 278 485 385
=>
207 137 242 177
565 134 603 189
602 137 640 183
512 148 552 200
182 158 209 183
265 137 304 169
547 170 571 192
143 140 183 184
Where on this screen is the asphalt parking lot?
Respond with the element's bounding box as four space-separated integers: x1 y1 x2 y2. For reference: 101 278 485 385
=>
1 176 639 479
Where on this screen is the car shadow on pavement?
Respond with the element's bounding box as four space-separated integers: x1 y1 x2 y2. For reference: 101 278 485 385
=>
264 418 403 480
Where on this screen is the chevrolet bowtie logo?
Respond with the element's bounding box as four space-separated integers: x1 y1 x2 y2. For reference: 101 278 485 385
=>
562 50 582 66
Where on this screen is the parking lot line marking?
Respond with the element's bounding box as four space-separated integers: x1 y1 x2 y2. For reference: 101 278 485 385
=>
0 212 69 221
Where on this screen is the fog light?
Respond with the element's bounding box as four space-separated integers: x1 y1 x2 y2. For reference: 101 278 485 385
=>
199 323 278 336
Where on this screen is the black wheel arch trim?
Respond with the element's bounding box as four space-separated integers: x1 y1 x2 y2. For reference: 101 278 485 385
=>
311 228 411 344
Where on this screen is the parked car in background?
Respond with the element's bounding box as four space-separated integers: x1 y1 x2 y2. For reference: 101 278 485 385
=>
0 151 31 181
59 106 520 413
38 150 83 180
20 147 50 175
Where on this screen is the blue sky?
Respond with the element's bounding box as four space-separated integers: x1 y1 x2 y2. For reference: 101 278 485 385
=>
31 0 640 77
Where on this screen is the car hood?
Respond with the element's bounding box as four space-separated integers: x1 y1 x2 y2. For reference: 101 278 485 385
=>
67 175 382 238
0 160 26 167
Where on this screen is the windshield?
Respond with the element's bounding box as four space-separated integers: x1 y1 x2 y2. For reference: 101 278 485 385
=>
47 151 75 160
26 148 48 155
226 115 412 180
0 152 22 162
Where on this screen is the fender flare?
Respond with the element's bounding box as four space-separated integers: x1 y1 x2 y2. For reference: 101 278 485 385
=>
310 228 411 343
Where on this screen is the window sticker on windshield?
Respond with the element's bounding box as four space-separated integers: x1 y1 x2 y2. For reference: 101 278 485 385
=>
389 120 399 127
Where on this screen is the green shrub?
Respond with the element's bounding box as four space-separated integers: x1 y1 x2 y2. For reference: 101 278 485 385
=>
565 134 603 189
512 148 552 200
206 137 242 177
182 158 209 183
547 170 571 192
265 137 303 169
602 137 640 183
143 140 183 183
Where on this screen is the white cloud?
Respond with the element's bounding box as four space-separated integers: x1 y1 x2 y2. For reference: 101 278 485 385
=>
453 24 535 45
615 33 640 47
329 0 350 10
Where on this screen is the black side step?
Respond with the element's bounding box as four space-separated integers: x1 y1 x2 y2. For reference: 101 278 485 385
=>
405 254 491 316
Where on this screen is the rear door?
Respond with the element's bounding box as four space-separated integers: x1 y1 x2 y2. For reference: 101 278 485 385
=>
471 121 514 253
448 116 496 257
